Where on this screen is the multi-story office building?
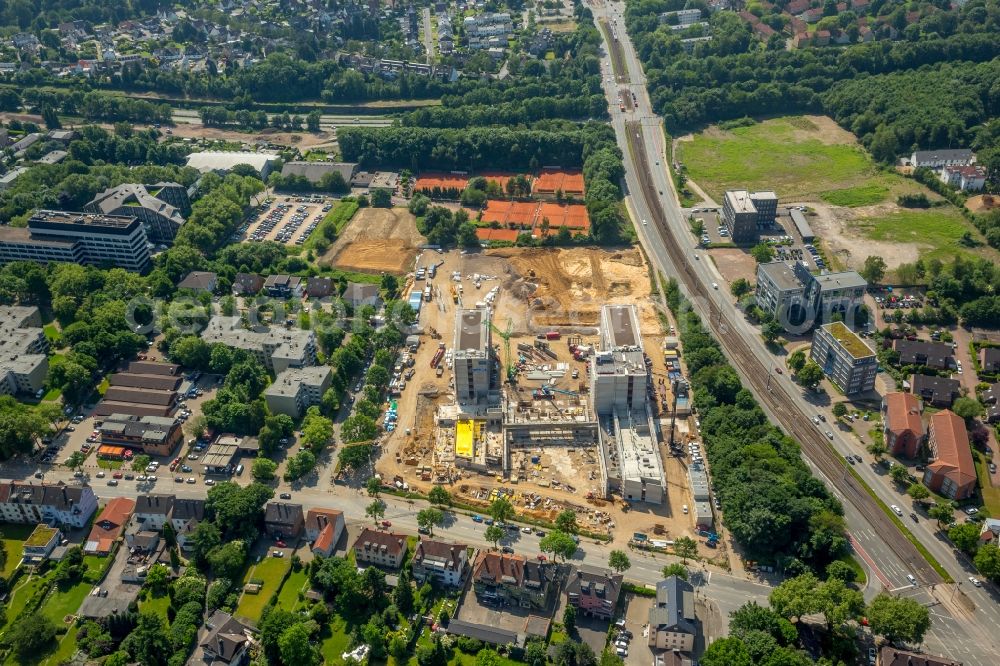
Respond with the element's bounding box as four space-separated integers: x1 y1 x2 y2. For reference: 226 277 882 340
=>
200 316 317 374
798 264 867 320
264 366 332 417
923 410 976 500
97 413 183 457
454 307 493 404
810 322 878 394
755 262 866 330
722 190 778 244
755 262 807 324
0 210 151 272
85 183 189 244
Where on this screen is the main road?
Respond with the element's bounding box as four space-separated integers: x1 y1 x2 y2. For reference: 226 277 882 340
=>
588 2 999 663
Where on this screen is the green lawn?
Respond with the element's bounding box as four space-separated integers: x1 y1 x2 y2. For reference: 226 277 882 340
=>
1 570 54 629
41 628 79 666
319 615 353 663
235 556 291 622
835 553 868 586
140 590 171 621
43 324 61 344
975 455 1000 517
1 524 36 580
39 577 96 626
854 207 990 265
676 116 920 203
275 569 308 611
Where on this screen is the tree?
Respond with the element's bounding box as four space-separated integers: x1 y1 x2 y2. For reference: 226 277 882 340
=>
554 641 597 666
539 530 578 562
121 613 172 666
929 504 954 528
729 602 797 646
751 243 775 264
339 443 373 470
832 403 848 419
952 396 984 421
797 361 824 389
208 540 248 580
428 485 451 506
7 612 57 663
252 457 277 481
366 476 383 498
948 522 982 554
731 278 752 298
866 593 931 644
889 464 911 486
417 508 444 537
761 320 783 344
563 603 577 633
867 441 887 460
371 188 392 208
389 635 409 665
608 550 631 573
145 563 170 592
488 497 515 523
825 559 856 583
484 524 504 548
555 509 578 534
661 562 689 580
279 622 320 666
788 349 806 373
974 543 1000 581
907 483 930 501
341 416 377 443
861 256 887 284
673 536 698 563
700 637 752 666
283 449 316 481
366 499 387 524
128 454 151 472
65 450 86 472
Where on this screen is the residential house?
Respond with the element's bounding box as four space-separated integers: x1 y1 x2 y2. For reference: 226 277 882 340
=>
85 497 136 555
305 508 345 557
565 564 623 621
199 610 257 665
22 525 62 563
648 576 698 652
170 498 205 536
877 646 960 666
177 271 218 293
411 539 469 587
263 274 303 298
979 518 1000 543
910 149 974 169
471 550 556 610
264 502 304 538
133 494 174 531
306 276 334 299
892 339 954 369
0 482 98 529
979 347 1000 374
344 282 382 309
910 374 961 408
232 272 264 295
882 392 925 458
939 164 987 192
353 527 408 569
923 410 976 500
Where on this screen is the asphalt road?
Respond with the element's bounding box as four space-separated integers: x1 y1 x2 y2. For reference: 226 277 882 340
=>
586 1 1000 663
423 8 435 65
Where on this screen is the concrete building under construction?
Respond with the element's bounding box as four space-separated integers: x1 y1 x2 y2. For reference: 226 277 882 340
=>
454 307 494 404
593 305 664 504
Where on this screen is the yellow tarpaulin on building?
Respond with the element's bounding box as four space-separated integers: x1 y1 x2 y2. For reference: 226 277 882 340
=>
455 420 475 458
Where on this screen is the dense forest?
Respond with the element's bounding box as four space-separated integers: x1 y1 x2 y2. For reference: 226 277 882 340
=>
665 280 848 574
625 0 1000 163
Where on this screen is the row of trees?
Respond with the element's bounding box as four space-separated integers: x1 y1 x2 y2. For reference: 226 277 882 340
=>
666 279 848 573
12 87 172 124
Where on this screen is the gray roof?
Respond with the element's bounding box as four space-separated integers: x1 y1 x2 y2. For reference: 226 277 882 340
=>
811 270 866 292
650 576 697 635
86 183 185 225
177 271 217 291
171 498 205 522
758 261 803 292
135 494 174 516
343 282 380 304
200 610 254 663
912 148 972 162
279 161 357 184
446 619 520 647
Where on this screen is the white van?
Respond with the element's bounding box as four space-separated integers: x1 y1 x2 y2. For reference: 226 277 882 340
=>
235 464 244 476
906 574 917 586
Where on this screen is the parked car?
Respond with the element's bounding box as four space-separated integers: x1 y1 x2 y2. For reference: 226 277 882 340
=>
279 492 292 500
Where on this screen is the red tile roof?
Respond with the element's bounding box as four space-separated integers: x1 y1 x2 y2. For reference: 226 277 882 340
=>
313 522 335 554
928 410 976 486
885 392 922 438
473 550 526 585
86 497 135 554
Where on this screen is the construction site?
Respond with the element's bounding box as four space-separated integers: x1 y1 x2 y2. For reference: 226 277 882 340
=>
378 247 715 553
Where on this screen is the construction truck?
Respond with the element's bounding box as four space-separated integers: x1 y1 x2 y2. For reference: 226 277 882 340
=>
451 284 458 303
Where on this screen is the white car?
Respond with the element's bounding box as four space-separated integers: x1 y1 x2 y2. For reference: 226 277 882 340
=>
521 527 532 534
711 282 719 290
969 576 982 587
891 505 903 516
96 471 105 478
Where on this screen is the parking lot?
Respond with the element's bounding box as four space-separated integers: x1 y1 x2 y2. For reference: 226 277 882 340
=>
240 197 332 246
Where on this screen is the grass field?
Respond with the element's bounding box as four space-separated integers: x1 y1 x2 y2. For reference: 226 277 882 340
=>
975 455 1000 516
854 207 985 264
41 628 79 666
140 590 171 621
1 523 35 579
676 116 919 203
319 615 353 664
2 571 54 629
235 556 290 622
275 569 308 611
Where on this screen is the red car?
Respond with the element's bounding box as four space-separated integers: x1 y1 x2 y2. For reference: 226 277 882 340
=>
775 367 783 374
537 554 547 562
381 520 392 528
275 540 287 548
112 472 123 479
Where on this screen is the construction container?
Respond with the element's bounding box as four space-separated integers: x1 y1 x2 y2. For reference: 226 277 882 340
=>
545 331 561 340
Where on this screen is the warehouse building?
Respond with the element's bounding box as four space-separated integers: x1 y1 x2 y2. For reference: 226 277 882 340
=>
186 151 280 179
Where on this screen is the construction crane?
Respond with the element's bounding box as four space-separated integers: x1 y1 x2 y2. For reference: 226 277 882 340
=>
489 316 517 383
533 385 580 399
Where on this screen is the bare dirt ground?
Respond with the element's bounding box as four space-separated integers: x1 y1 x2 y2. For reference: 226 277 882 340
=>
968 195 998 214
709 248 758 285
805 201 921 271
321 207 427 275
488 246 657 333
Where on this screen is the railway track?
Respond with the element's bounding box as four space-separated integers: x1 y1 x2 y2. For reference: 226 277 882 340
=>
624 120 941 584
